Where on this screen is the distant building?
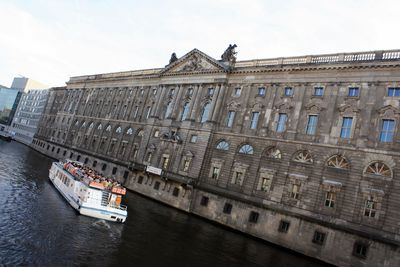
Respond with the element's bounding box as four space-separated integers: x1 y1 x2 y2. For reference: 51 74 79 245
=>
10 89 49 144
11 77 48 92
0 77 47 133
0 87 21 130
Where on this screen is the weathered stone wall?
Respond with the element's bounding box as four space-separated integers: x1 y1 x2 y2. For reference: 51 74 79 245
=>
32 49 400 266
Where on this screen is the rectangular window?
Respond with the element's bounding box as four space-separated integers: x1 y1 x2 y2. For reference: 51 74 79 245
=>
380 119 395 142
183 158 191 172
212 167 220 179
340 117 353 139
261 177 271 191
248 211 259 223
348 87 359 97
234 87 241 96
154 181 160 190
169 89 175 96
162 156 169 169
313 87 324 96
200 196 209 206
258 87 266 96
306 115 318 135
353 242 368 259
324 192 336 208
290 184 300 199
364 196 377 218
172 187 180 197
279 220 290 233
137 176 144 184
250 112 260 129
112 167 117 175
388 87 400 97
233 171 243 185
223 203 232 214
190 135 198 143
284 87 293 96
276 113 287 133
312 231 326 245
187 88 193 96
208 88 214 96
226 111 235 128
145 106 152 119
133 106 139 118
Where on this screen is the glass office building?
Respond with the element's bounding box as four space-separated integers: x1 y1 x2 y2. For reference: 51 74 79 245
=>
0 88 21 126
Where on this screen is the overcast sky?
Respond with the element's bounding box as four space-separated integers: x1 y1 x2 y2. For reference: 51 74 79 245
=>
0 0 399 87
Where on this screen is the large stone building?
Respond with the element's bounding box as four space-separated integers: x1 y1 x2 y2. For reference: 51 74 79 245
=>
32 47 400 266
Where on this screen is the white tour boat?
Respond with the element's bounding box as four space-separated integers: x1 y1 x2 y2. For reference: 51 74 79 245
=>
49 160 128 223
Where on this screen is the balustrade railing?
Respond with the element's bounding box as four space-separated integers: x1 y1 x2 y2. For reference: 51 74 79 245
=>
69 49 400 82
235 49 400 68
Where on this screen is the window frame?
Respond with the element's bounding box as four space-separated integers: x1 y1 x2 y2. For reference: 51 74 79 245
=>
306 114 318 135
258 87 266 96
284 87 293 96
226 110 236 128
313 87 324 97
276 113 287 133
348 87 359 97
379 119 395 143
250 111 260 129
388 87 400 97
340 117 353 139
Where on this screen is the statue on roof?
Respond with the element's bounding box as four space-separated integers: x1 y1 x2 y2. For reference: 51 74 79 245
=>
169 53 178 64
221 44 237 64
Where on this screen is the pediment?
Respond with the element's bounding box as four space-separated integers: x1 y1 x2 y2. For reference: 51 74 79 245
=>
338 104 360 114
304 103 324 113
377 105 400 116
274 102 293 111
161 49 227 75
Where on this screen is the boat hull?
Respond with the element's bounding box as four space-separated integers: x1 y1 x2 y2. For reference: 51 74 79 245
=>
49 163 127 223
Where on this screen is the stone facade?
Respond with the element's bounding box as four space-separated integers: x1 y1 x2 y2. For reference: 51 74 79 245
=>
32 48 400 266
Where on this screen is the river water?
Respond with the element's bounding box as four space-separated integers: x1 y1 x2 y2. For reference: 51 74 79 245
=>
0 141 327 267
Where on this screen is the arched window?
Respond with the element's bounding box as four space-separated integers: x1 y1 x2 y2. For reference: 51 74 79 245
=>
327 155 350 169
126 128 133 135
181 102 190 121
293 150 313 164
106 125 111 132
216 140 230 150
265 146 281 159
365 161 392 177
89 122 94 129
200 102 211 123
165 101 173 118
116 126 122 134
97 124 102 130
239 144 254 155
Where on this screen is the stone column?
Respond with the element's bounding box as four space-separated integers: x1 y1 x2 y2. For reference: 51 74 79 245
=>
189 84 202 121
211 84 225 122
172 84 184 119
208 84 220 122
153 85 167 118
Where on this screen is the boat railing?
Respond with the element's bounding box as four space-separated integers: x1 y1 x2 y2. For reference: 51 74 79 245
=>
109 204 127 211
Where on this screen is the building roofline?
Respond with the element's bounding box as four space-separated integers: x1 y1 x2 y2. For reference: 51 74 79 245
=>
66 48 400 83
